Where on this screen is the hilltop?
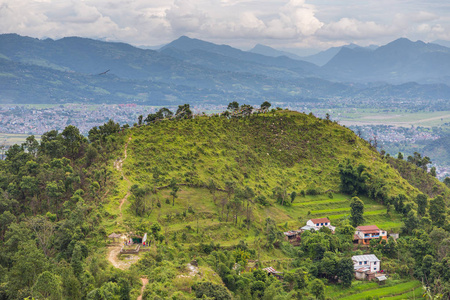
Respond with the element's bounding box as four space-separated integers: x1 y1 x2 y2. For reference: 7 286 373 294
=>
0 108 448 299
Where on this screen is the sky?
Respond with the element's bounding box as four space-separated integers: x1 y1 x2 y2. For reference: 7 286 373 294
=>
1 0 450 53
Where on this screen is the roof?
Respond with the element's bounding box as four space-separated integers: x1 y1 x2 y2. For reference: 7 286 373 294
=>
356 225 380 231
377 275 387 281
352 254 380 262
283 230 301 236
263 267 282 274
355 267 370 272
309 218 330 223
108 233 121 238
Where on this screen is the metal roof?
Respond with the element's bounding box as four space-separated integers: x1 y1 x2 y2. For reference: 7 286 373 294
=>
356 225 380 231
263 267 282 274
352 254 380 262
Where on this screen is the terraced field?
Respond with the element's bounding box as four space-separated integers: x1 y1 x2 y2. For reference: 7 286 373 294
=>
327 280 424 300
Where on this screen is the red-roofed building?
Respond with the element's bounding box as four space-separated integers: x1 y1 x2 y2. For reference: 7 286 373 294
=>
354 225 387 244
306 218 335 232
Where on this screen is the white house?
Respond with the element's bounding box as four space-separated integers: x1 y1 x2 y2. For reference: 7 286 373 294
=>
305 218 336 232
352 254 380 273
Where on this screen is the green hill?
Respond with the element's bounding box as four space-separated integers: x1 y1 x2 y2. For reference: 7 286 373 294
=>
102 110 448 299
0 109 448 299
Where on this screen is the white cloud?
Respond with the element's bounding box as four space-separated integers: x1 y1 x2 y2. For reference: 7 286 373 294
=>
0 0 450 49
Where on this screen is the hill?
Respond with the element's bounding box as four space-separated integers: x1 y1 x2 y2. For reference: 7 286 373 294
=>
0 108 449 299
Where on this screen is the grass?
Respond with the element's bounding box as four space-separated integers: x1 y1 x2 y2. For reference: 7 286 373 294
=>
337 280 422 300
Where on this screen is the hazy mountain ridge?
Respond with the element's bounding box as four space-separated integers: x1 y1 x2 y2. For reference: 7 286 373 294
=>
1 34 450 104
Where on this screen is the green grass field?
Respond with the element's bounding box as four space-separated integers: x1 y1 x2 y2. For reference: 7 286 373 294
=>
335 280 423 300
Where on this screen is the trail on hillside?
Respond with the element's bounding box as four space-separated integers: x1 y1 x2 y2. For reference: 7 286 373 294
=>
137 278 148 300
115 136 132 214
107 137 136 270
108 137 148 299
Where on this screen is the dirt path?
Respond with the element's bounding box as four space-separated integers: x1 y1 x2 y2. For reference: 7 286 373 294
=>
107 137 135 270
137 277 148 300
115 136 132 214
109 136 149 299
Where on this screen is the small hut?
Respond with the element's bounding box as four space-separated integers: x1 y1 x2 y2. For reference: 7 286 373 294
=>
108 233 121 243
131 232 148 244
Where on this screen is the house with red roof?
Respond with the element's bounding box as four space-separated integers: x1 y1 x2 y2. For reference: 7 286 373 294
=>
304 218 336 232
354 225 387 245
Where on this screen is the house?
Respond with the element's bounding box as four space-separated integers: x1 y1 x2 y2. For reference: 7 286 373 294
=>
303 218 336 232
283 230 302 242
352 254 380 280
263 267 283 279
354 225 387 245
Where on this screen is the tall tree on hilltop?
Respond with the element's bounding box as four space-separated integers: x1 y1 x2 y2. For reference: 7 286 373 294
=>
260 101 271 112
227 101 239 112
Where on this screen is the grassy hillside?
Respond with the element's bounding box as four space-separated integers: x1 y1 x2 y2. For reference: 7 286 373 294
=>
125 111 420 199
100 110 447 298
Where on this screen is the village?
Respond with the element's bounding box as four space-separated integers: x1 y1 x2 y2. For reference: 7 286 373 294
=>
108 217 394 285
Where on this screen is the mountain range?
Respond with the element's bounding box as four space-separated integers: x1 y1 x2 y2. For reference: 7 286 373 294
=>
1 33 450 105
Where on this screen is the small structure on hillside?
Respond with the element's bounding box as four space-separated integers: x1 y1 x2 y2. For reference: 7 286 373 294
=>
263 267 283 279
352 254 381 281
283 230 302 242
108 233 122 243
302 218 336 232
130 233 148 245
353 225 387 245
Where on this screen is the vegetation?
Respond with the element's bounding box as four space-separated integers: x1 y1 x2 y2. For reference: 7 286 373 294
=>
0 106 448 299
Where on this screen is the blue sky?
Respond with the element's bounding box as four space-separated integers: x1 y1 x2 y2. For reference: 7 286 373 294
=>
1 0 449 52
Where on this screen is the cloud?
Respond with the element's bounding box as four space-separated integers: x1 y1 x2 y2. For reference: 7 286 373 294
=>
318 18 395 40
0 0 450 49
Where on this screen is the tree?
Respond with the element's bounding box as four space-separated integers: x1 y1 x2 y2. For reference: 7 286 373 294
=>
71 242 84 281
138 115 143 125
310 279 325 300
62 125 85 159
430 166 437 177
398 152 403 160
260 101 271 112
350 197 365 227
32 271 63 300
407 152 431 171
155 107 173 120
416 194 428 217
338 161 369 195
290 191 297 203
192 281 232 300
240 104 253 117
429 195 446 228
337 257 354 288
227 101 239 112
207 179 217 203
444 177 450 188
402 211 419 234
169 178 179 206
175 104 193 119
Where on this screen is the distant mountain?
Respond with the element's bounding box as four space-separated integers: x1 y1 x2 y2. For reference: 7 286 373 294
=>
1 34 450 104
160 36 319 74
293 44 377 67
248 44 304 61
322 38 450 84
